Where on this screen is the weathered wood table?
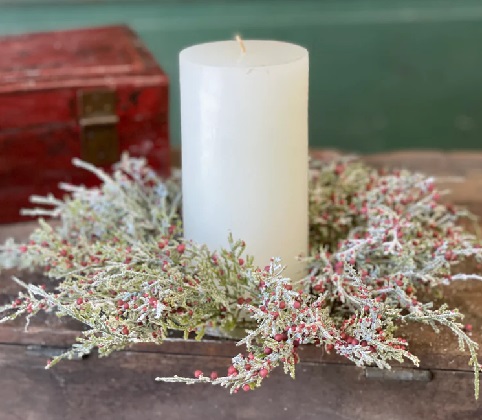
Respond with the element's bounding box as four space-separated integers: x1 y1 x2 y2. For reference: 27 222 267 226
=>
1 150 482 420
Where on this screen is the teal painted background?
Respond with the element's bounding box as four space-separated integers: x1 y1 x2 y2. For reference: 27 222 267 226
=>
1 0 482 152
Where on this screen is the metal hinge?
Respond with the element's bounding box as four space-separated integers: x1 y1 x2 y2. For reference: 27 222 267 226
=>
365 367 433 382
26 344 89 360
78 89 120 166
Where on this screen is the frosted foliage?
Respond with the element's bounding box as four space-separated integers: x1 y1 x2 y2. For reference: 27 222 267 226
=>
1 154 481 397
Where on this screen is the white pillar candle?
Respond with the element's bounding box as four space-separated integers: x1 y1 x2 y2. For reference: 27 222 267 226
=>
180 40 309 279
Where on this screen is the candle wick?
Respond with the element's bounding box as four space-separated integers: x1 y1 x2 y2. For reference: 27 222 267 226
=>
235 35 247 54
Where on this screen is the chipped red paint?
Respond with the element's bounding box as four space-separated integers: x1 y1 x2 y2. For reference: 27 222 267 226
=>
0 25 170 223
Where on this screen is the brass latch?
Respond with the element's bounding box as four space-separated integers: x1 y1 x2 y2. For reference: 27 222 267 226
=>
78 89 120 166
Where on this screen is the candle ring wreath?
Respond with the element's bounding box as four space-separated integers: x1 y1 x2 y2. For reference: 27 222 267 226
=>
1 153 482 397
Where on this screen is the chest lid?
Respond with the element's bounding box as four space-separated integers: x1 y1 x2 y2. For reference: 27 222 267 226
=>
0 25 166 93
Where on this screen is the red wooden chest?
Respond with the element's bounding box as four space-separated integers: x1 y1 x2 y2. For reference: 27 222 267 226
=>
0 25 170 223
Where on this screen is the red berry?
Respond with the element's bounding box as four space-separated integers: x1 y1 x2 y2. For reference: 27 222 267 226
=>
19 245 28 253
259 368 269 378
227 365 238 376
76 298 83 305
264 347 273 355
293 301 301 309
194 370 203 378
465 324 473 332
210 371 218 380
274 333 284 342
177 244 186 254
237 297 245 305
242 384 251 392
334 163 344 175
279 301 286 309
238 258 244 266
325 344 334 352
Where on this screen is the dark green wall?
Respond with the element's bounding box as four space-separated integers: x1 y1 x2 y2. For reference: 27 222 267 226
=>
1 0 482 152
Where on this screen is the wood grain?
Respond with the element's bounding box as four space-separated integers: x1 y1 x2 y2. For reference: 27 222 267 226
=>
0 343 480 420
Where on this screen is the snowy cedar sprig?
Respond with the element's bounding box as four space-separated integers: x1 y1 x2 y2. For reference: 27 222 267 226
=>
0 153 481 397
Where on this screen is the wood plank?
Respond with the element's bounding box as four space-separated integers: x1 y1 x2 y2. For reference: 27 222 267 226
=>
0 343 480 420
